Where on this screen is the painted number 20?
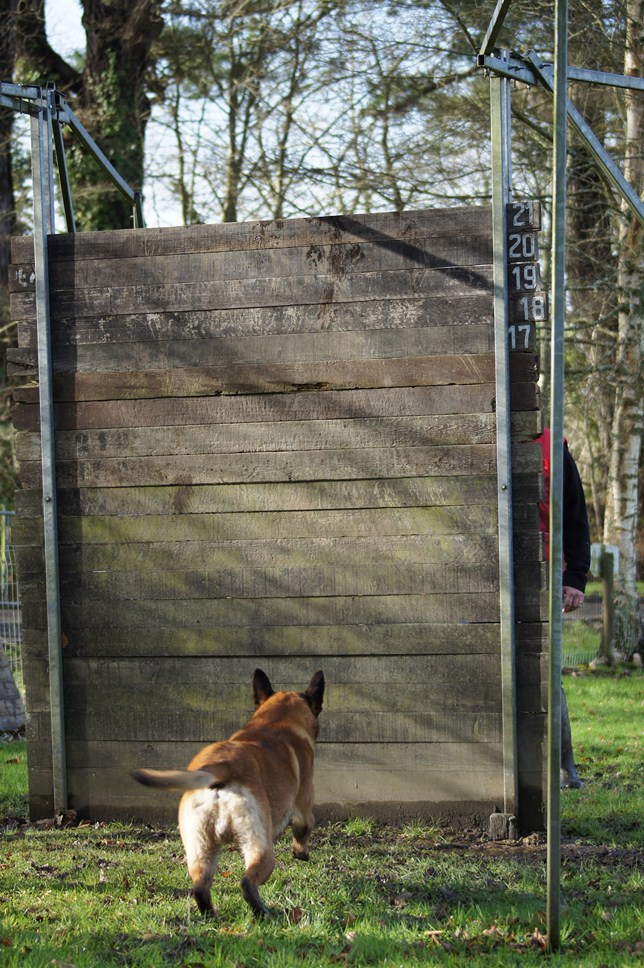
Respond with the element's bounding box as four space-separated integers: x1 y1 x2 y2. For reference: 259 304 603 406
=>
508 233 536 260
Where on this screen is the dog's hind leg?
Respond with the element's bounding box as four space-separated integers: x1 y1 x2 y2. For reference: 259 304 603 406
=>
189 853 221 917
240 847 275 919
185 840 221 916
291 783 314 860
179 799 221 917
291 812 314 860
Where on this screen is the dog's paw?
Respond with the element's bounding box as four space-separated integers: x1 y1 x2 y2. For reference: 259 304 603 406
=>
560 769 585 789
241 875 272 920
562 777 585 789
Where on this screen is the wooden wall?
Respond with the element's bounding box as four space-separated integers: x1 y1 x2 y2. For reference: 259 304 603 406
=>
8 206 547 830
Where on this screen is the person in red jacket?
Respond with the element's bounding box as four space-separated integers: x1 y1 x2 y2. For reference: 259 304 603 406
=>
538 428 591 788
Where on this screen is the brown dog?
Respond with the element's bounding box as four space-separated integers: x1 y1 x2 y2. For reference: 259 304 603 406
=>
132 668 324 919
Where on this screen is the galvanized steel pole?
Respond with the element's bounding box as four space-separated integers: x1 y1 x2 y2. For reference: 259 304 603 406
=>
31 90 68 814
547 0 568 952
490 53 518 821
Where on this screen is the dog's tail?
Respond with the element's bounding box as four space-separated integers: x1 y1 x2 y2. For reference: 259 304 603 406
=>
132 765 231 791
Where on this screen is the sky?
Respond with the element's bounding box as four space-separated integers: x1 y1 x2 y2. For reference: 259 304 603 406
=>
44 0 85 59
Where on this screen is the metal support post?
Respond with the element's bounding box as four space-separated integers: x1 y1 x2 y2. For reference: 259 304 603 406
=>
49 84 76 233
133 191 145 228
490 51 518 827
547 0 569 953
30 91 68 814
479 0 514 57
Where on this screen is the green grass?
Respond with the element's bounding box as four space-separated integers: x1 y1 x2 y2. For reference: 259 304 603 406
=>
562 669 643 846
0 671 642 966
0 734 27 819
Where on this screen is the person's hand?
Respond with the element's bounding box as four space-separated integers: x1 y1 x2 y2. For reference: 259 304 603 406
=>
562 586 584 613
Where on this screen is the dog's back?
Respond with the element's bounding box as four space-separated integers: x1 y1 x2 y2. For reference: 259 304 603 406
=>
133 669 324 918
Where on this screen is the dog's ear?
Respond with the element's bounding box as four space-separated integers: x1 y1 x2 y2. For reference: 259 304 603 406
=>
304 670 324 717
252 668 274 707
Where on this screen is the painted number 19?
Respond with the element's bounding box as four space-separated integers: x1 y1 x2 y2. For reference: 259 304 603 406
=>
510 263 539 290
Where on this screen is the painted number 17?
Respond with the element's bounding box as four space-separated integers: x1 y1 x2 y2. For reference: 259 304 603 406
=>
508 324 532 350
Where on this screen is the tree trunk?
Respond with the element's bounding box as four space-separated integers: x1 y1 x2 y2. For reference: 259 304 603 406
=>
0 0 17 331
602 0 643 655
68 0 163 230
15 0 162 231
0 0 18 508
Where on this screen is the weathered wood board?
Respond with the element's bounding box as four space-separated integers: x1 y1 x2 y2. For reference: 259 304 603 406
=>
9 206 547 830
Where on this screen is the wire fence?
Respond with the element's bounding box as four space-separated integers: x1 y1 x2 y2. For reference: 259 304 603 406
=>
561 592 602 668
1 510 23 693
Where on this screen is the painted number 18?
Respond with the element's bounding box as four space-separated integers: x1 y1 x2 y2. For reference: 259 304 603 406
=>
518 294 547 321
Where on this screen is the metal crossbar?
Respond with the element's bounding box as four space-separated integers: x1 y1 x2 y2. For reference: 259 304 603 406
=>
0 82 145 232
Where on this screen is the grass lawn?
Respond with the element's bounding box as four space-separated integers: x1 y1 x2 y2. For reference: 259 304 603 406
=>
0 669 642 966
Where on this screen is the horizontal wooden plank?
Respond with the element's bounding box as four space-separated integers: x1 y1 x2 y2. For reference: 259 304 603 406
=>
19 592 546 635
22 590 545 632
10 234 495 296
19 729 507 778
23 591 506 629
56 705 503 747
55 710 504 747
11 353 540 402
62 793 501 824
11 207 493 264
18 626 545 663
15 411 539 462
13 532 543 576
44 700 505 745
18 561 543 604
65 755 504 812
21 647 541 693
22 654 504 711
15 438 542 489
10 382 539 432
27 506 501 544
13 472 542 517
15 504 539 548
56 734 504 776
8 323 497 374
19 559 501 600
19 622 503 659
9 263 494 323
23 566 545 611
14 294 495 349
